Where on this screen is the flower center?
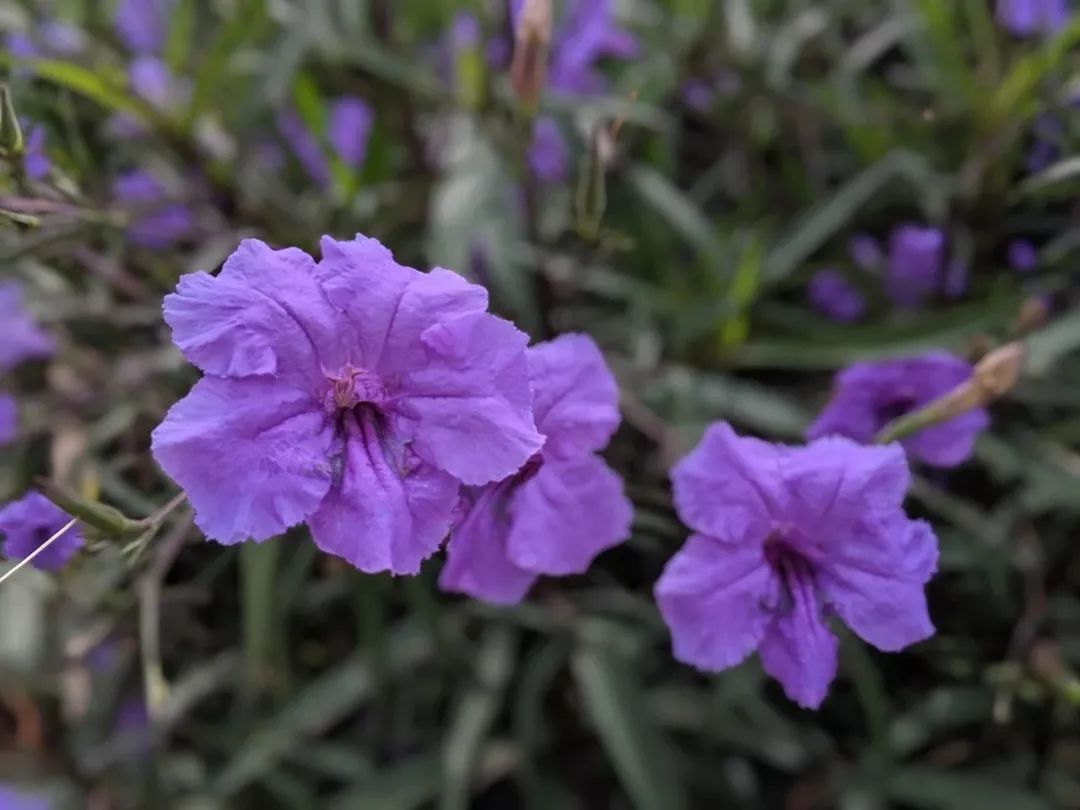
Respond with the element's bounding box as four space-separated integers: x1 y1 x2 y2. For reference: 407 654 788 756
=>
762 528 819 614
876 390 918 425
325 366 389 413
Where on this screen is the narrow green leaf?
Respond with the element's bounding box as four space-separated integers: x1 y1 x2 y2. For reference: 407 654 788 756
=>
572 626 688 810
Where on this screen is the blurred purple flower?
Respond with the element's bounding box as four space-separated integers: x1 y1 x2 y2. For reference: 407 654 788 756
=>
680 79 715 112
848 233 883 271
451 11 481 51
22 124 51 180
440 334 632 604
0 786 51 810
115 0 173 54
807 352 989 467
0 283 54 371
1008 239 1039 271
886 224 946 307
113 170 194 249
128 56 190 110
328 96 374 170
39 21 85 55
528 117 569 182
0 492 83 571
996 0 1072 36
0 395 15 444
276 109 331 188
152 236 542 573
808 269 865 322
656 422 937 709
1026 114 1065 173
6 32 39 60
512 0 640 95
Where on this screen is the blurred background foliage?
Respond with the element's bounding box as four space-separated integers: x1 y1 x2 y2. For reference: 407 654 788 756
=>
1 0 1079 807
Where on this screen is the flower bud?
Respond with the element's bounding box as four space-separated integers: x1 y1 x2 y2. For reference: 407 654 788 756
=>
510 0 552 112
0 85 25 159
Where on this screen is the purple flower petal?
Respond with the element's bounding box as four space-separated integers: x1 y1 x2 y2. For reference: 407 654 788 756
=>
1008 239 1039 272
115 0 172 53
276 110 331 188
308 413 459 575
807 352 987 467
757 563 838 710
996 0 1072 36
0 283 54 372
0 492 83 571
886 224 946 307
506 455 631 575
0 786 51 810
808 269 865 322
548 0 639 93
128 56 189 110
328 96 373 169
151 376 337 543
165 239 349 383
439 482 538 604
817 516 937 652
670 422 782 543
655 534 778 670
528 333 620 458
528 117 569 183
395 310 543 486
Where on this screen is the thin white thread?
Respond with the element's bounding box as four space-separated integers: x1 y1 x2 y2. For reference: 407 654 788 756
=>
0 518 78 584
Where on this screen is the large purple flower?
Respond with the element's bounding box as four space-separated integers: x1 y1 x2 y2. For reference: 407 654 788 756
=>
886 224 946 307
0 492 84 571
996 0 1071 36
0 283 54 372
807 352 989 468
152 236 543 574
656 423 937 709
440 334 632 604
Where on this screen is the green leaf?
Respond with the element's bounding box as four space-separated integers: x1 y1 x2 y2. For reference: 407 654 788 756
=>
213 621 432 796
440 626 516 810
626 164 724 265
188 0 269 122
763 150 940 286
1026 309 1080 376
572 624 688 810
887 766 1052 810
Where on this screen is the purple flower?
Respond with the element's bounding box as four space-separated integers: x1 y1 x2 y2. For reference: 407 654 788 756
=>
38 21 85 55
128 56 190 110
22 125 51 181
0 283 54 372
440 334 632 604
886 224 946 307
807 352 989 467
328 97 374 170
656 423 937 709
0 787 51 810
0 492 83 571
6 32 39 60
0 395 15 444
996 0 1071 36
276 109 331 188
151 236 543 574
115 0 172 54
528 117 569 182
808 269 865 322
112 170 194 249
519 0 640 95
848 233 883 272
680 79 715 112
1008 239 1039 272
